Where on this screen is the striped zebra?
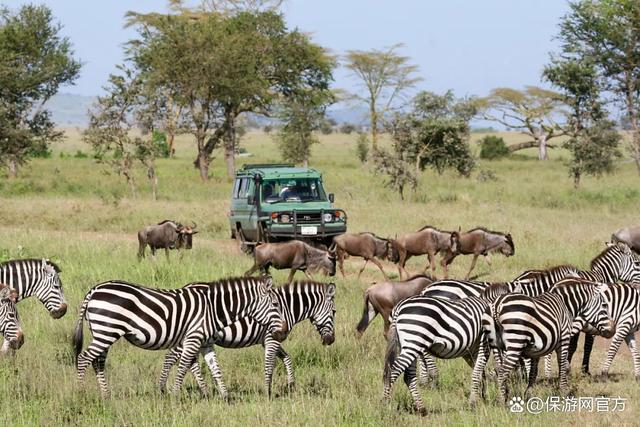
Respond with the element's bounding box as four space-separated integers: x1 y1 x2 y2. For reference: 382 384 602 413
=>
0 284 24 352
158 281 337 397
382 284 515 414
482 278 615 404
0 258 67 351
73 276 287 398
577 283 640 379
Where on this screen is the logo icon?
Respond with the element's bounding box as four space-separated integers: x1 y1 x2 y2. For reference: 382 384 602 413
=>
509 396 525 413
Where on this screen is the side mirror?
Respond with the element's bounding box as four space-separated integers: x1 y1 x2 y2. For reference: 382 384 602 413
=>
328 193 335 203
247 194 254 205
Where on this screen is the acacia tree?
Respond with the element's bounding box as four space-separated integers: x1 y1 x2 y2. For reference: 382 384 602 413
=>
544 58 621 187
128 9 333 180
84 67 162 199
555 0 640 173
344 44 422 151
479 86 566 160
0 4 81 177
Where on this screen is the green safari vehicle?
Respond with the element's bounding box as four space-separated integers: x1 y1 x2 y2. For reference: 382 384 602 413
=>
229 164 347 247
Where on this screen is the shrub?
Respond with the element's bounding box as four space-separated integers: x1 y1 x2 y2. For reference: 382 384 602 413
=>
340 123 356 134
152 131 170 158
478 135 509 159
356 132 369 163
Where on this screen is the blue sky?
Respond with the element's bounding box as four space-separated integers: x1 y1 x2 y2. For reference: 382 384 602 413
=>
5 0 571 99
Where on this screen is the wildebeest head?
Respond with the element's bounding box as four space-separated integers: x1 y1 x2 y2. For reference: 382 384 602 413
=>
387 237 400 263
307 245 336 277
450 231 461 254
499 233 515 257
176 222 198 250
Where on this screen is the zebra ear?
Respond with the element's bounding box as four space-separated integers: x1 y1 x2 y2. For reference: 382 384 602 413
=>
8 288 18 303
41 258 47 268
263 275 274 291
325 283 336 299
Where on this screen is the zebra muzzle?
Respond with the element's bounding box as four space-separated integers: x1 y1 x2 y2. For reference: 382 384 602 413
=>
50 303 68 319
272 320 289 342
600 320 616 339
9 331 24 350
322 333 335 346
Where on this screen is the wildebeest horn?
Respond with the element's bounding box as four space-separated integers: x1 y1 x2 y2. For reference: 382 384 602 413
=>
191 221 197 229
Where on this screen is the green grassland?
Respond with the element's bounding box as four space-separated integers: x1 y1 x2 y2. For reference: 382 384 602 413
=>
0 129 639 426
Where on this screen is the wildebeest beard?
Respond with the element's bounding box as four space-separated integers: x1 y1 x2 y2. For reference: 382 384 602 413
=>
306 248 333 274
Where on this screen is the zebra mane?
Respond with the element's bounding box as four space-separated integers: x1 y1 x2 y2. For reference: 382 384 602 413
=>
278 280 334 296
0 258 61 273
590 244 621 270
516 265 578 281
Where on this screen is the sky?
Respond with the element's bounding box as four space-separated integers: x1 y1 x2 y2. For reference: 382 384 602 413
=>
4 0 571 100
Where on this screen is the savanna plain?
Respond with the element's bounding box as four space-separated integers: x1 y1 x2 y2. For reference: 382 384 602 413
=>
0 130 639 426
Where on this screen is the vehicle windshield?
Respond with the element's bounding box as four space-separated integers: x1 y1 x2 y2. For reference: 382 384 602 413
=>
261 178 327 203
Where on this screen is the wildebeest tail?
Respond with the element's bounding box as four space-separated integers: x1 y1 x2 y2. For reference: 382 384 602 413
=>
383 320 400 385
356 290 373 336
73 289 93 365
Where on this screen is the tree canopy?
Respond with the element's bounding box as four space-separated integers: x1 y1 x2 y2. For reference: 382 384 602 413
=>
0 4 81 177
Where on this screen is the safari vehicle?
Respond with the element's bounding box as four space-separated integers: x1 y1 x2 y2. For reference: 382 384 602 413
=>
229 164 347 247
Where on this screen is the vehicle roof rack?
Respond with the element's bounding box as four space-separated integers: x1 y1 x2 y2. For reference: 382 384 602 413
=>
241 163 295 170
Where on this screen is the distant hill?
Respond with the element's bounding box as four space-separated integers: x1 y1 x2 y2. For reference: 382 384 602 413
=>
48 93 95 127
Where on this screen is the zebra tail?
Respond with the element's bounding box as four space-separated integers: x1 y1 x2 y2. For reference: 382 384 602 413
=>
355 291 373 336
73 290 92 364
383 321 400 385
482 304 505 351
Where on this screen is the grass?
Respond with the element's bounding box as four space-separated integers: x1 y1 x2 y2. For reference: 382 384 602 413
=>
0 129 639 426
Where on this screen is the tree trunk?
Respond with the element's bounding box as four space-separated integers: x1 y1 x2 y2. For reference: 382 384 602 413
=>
7 159 18 179
167 132 175 157
195 132 210 181
223 112 237 180
303 158 309 168
370 103 378 151
538 134 548 161
148 164 158 201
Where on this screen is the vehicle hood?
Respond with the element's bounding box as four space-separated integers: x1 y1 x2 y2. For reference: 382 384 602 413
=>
260 201 334 212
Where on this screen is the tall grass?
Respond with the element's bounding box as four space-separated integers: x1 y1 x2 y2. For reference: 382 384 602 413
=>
0 130 638 425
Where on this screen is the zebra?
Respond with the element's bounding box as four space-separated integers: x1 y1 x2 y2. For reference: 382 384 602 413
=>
382 284 515 414
482 278 615 404
157 281 337 397
577 283 640 380
73 276 288 398
0 258 67 351
0 284 24 352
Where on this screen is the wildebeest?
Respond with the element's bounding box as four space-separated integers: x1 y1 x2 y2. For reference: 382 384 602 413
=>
390 225 458 279
331 232 395 280
137 220 198 260
441 227 514 279
244 240 336 283
611 226 640 253
356 274 434 339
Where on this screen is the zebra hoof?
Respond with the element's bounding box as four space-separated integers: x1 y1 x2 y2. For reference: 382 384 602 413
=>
415 406 428 417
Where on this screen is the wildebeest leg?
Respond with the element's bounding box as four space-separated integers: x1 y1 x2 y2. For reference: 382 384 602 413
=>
369 257 388 280
287 269 297 284
464 254 479 280
440 252 455 279
484 255 492 267
244 262 260 277
165 248 170 262
303 270 314 281
425 251 436 277
338 250 347 278
138 243 146 261
357 260 369 280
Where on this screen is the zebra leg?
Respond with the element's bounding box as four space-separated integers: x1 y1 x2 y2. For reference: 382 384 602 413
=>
171 339 202 394
601 324 631 379
403 358 426 415
519 357 531 381
497 350 521 405
418 353 438 387
624 334 640 380
201 347 228 401
383 349 418 404
263 336 280 398
568 333 579 366
525 358 539 398
581 334 595 375
469 339 490 407
276 346 295 390
76 335 117 392
91 352 110 398
189 357 210 396
556 341 570 395
543 354 553 379
158 348 180 394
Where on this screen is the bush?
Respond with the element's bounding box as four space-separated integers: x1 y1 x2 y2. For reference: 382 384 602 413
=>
319 119 333 135
152 131 170 158
478 135 509 159
340 123 356 134
263 125 272 134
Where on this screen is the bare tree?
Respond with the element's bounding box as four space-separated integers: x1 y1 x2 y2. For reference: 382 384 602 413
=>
344 44 422 151
479 86 566 160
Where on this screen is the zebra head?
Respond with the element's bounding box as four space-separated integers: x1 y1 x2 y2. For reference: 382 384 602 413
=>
35 259 67 319
250 276 288 342
593 242 640 283
579 283 616 339
0 284 23 352
310 283 336 346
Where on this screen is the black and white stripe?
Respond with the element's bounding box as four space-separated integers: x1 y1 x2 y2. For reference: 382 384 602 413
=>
482 278 614 404
73 276 287 398
158 281 337 397
0 258 68 316
381 283 516 414
0 284 23 352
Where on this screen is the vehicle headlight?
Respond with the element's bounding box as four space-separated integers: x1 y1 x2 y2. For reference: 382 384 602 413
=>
280 214 290 223
323 213 333 223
